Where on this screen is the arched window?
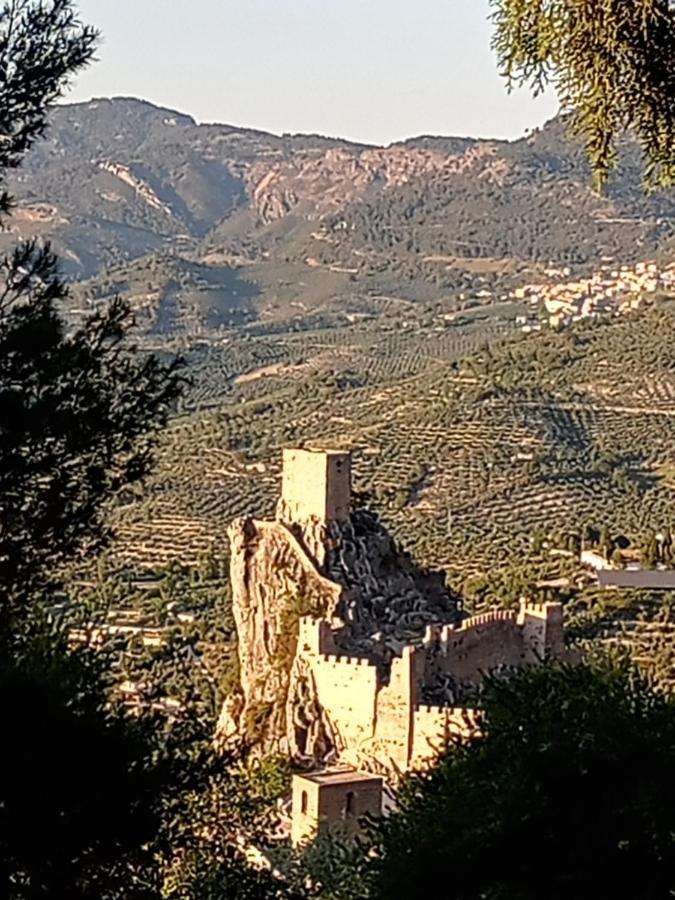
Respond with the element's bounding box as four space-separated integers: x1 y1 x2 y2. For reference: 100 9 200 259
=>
345 791 355 818
301 790 308 815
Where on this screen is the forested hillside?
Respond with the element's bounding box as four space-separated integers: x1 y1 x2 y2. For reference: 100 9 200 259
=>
8 98 675 306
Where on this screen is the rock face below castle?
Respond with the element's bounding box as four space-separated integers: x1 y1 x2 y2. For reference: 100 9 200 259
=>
217 448 564 774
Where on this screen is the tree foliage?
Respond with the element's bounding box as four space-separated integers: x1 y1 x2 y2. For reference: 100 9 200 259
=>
0 0 97 215
0 244 182 600
0 3 183 604
0 620 171 899
491 0 675 186
365 659 675 900
0 3 187 896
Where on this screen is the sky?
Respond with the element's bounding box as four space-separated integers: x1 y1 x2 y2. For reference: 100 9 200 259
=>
68 0 559 146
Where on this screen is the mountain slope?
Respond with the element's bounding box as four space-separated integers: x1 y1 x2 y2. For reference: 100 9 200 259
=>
6 97 675 291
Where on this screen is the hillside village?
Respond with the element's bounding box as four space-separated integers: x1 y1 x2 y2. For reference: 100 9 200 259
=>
512 260 675 330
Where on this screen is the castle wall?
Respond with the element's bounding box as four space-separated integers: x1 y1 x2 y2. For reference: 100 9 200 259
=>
423 603 565 686
309 654 379 749
411 705 480 768
518 602 565 660
295 617 379 752
441 615 523 682
294 602 565 774
373 648 416 770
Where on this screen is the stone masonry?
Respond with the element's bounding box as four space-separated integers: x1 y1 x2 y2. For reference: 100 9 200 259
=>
290 601 563 773
219 447 566 779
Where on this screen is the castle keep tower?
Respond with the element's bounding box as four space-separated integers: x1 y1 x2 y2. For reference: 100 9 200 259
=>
281 448 351 524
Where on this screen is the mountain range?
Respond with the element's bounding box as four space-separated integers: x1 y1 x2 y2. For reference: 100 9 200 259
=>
7 96 675 334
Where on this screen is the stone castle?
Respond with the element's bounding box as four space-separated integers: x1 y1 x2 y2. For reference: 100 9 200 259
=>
219 447 566 843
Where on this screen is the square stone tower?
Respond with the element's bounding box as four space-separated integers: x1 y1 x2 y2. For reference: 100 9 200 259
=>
281 448 351 524
291 770 383 847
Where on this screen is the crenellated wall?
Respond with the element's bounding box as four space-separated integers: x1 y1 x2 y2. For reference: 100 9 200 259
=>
296 636 484 774
423 601 564 687
221 446 567 775
411 705 481 768
291 599 565 774
310 653 379 750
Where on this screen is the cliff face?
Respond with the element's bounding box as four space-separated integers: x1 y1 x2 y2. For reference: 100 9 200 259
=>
218 517 343 754
218 506 458 762
245 143 506 225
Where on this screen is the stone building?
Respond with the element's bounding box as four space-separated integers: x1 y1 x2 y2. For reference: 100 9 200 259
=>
281 448 351 525
220 447 567 836
291 769 383 847
290 600 563 773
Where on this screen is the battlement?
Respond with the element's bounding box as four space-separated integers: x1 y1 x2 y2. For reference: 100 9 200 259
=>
416 704 448 715
291 601 566 778
456 609 517 630
424 612 515 647
298 616 336 656
422 612 517 648
423 603 563 650
319 654 375 669
414 703 479 721
518 599 563 620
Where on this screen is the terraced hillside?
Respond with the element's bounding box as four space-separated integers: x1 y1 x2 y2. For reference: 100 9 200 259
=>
112 304 675 599
15 98 675 672
22 98 675 722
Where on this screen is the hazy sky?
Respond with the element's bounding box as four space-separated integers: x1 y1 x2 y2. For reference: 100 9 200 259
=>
68 0 559 145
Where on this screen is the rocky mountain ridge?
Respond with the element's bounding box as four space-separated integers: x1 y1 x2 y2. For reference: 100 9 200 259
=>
7 96 675 284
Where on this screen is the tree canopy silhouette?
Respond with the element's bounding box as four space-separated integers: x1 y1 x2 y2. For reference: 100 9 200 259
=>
491 0 675 186
0 4 186 897
366 659 675 900
0 2 182 605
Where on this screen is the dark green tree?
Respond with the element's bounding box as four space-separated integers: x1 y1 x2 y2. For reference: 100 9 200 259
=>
0 4 186 897
491 0 675 186
366 660 675 900
162 756 305 900
0 624 170 899
0 2 182 606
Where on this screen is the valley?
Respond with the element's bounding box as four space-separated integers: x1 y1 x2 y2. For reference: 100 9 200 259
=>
9 97 672 597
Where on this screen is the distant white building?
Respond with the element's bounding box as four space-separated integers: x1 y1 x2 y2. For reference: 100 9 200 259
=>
581 549 614 571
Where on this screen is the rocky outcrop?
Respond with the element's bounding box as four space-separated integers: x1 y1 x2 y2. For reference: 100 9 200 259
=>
326 508 456 657
286 652 340 763
246 143 509 225
218 505 458 760
219 517 343 754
